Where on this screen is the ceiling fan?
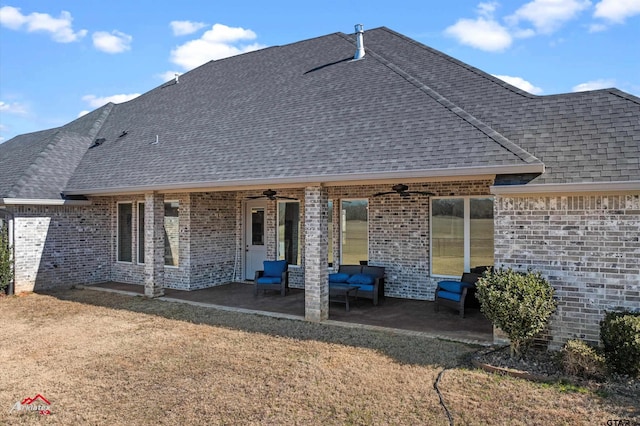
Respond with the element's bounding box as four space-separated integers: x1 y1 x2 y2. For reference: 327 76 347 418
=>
373 184 435 198
247 189 297 201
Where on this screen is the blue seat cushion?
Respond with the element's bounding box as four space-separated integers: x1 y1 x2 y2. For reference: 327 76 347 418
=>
437 290 462 302
329 273 350 283
257 276 282 285
347 273 375 285
263 260 287 277
437 280 473 294
352 284 374 293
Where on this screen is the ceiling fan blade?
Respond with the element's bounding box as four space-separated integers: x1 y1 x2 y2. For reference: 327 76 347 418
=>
246 195 265 199
373 191 395 197
408 191 435 196
276 196 298 200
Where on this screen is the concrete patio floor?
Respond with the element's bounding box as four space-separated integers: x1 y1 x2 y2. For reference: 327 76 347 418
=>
86 281 494 345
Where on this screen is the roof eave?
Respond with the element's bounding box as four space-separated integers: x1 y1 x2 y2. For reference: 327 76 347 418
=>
0 198 93 206
491 180 640 195
64 163 544 196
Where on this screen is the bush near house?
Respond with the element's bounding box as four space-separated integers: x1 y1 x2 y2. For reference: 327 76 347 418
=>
560 339 606 380
600 311 640 378
476 268 557 359
0 223 12 293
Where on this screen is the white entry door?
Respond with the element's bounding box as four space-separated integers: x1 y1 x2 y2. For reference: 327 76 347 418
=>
244 200 267 280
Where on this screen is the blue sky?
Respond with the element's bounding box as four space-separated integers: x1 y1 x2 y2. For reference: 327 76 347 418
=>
1 0 639 143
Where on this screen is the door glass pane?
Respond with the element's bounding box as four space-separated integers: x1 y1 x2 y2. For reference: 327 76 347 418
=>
138 203 145 264
118 203 132 262
341 200 368 265
164 201 179 266
470 198 494 270
432 198 464 275
251 208 265 246
278 202 300 265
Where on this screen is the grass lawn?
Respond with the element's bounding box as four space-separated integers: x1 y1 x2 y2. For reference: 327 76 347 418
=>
1 289 638 425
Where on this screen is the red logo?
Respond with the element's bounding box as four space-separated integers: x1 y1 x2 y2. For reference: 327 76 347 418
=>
10 393 51 415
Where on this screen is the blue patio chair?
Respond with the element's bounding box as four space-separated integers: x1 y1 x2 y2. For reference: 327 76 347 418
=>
254 260 289 296
434 272 481 318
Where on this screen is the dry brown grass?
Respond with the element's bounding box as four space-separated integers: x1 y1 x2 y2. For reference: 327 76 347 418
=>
1 289 637 425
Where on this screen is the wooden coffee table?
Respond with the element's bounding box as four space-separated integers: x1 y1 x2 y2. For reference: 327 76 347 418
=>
329 284 359 311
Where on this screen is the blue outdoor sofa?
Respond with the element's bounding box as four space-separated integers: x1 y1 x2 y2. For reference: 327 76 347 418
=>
329 264 385 305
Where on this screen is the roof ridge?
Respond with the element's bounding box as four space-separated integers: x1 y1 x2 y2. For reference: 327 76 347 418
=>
339 31 541 166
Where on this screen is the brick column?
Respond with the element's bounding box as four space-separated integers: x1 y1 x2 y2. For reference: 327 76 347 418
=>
304 186 328 321
144 192 165 297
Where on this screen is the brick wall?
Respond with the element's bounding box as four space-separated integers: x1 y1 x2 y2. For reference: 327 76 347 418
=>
9 200 110 293
495 193 640 348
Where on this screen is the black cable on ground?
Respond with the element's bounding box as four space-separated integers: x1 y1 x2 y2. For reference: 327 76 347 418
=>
433 367 454 426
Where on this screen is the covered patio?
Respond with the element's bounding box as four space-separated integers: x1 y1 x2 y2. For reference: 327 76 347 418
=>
86 281 493 345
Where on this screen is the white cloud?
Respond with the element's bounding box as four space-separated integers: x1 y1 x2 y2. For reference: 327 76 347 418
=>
506 0 591 35
493 75 544 94
572 79 616 92
92 30 132 54
594 0 640 23
170 20 207 36
82 93 140 108
170 23 265 70
0 6 87 42
0 100 28 115
444 17 512 52
77 110 90 118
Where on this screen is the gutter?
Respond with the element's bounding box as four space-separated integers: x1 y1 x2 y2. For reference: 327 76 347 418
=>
491 180 640 195
1 198 92 206
63 163 545 196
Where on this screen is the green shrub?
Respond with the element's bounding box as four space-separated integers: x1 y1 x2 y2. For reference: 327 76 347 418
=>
600 311 640 377
0 223 12 293
476 268 557 358
560 339 605 380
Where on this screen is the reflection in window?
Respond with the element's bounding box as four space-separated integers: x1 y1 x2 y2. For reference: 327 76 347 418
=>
341 199 368 265
118 203 133 262
251 208 265 246
164 201 179 266
278 202 300 265
470 198 494 269
431 197 494 276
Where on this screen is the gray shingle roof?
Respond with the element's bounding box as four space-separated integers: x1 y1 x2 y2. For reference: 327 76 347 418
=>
2 26 638 199
0 104 113 199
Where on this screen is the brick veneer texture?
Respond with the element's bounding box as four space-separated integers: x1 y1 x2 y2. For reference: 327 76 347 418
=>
495 193 640 348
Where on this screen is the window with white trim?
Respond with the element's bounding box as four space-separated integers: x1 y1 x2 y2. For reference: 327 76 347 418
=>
277 201 300 266
164 201 179 266
137 202 145 264
430 197 494 277
117 203 133 262
341 199 368 265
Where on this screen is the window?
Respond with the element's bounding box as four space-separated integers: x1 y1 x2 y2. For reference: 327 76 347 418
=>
341 199 368 265
164 201 179 267
117 203 132 262
138 202 145 264
431 197 494 276
328 200 333 266
278 201 300 265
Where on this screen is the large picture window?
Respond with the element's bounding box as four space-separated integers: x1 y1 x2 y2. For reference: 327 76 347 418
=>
341 199 368 265
277 201 300 265
164 201 179 267
431 197 494 276
328 200 333 266
117 203 133 262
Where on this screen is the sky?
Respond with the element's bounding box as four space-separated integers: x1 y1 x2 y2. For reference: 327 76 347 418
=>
1 0 639 143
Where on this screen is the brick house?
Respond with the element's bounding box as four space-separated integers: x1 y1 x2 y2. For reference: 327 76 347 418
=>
1 27 638 347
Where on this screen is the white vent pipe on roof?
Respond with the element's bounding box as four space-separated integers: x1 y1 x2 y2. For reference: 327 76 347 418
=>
354 24 365 60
